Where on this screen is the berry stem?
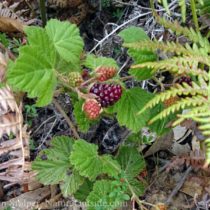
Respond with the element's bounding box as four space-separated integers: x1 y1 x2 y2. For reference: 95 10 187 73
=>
75 88 97 100
80 77 97 87
53 99 80 139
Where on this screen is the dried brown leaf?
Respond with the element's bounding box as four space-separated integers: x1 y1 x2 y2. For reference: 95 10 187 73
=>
0 54 32 186
0 16 24 33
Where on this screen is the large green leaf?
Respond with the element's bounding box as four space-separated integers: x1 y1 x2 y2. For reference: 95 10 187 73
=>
119 26 149 43
116 146 146 196
101 155 121 177
84 54 118 70
87 180 122 210
70 140 101 180
7 45 57 106
113 88 153 132
61 170 85 197
126 178 145 196
32 136 74 185
45 19 84 65
116 146 145 179
70 140 121 180
74 179 93 201
128 49 156 80
119 26 156 81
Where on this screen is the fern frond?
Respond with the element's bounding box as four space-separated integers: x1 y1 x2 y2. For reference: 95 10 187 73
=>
149 95 206 124
179 0 186 22
124 40 209 58
154 15 210 51
172 104 209 126
132 57 209 79
139 82 207 115
124 40 196 56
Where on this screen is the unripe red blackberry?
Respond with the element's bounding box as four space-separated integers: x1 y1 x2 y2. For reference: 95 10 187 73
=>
82 99 101 120
89 83 122 107
176 76 192 86
95 66 117 82
68 72 83 87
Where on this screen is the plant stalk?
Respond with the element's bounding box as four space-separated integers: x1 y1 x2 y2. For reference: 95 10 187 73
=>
190 0 199 32
39 0 47 27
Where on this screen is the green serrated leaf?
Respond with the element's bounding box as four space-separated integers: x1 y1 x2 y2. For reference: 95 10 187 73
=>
7 46 57 106
119 26 149 43
25 27 49 48
73 100 93 132
84 54 118 70
101 155 121 177
47 136 74 161
32 136 74 185
87 180 122 210
45 19 84 65
55 55 81 73
119 27 156 81
113 88 153 132
70 140 101 180
70 140 120 180
61 170 85 197
126 178 145 196
116 146 145 179
74 179 93 201
116 146 146 196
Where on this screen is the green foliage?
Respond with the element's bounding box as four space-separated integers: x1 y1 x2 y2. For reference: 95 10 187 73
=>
101 0 111 8
87 180 129 210
157 0 203 23
198 0 210 15
116 146 145 196
25 104 38 126
3 207 12 210
7 19 84 106
122 14 210 163
119 26 157 80
74 179 94 201
84 54 118 70
0 33 9 47
70 139 121 180
29 138 36 150
32 136 74 185
45 19 84 64
119 26 150 43
33 137 146 209
112 88 157 133
60 170 85 197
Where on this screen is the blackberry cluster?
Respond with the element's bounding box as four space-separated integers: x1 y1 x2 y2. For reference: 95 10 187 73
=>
176 76 192 86
90 83 122 107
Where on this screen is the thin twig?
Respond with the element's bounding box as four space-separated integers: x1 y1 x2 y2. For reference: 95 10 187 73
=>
90 11 152 53
53 99 80 139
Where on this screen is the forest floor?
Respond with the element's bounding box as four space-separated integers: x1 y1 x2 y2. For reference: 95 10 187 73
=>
0 0 209 210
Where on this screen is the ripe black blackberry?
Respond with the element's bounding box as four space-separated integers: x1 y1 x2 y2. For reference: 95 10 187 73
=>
176 76 192 86
90 83 122 107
